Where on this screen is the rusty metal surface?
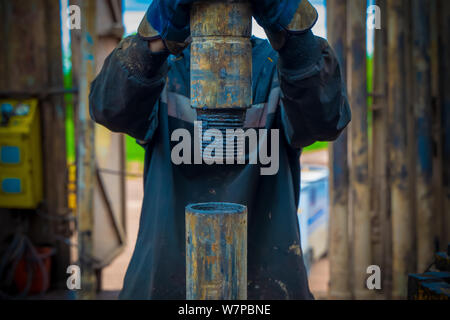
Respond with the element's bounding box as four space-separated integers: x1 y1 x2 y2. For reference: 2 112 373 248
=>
40 0 71 288
327 0 351 300
431 0 445 256
371 0 392 299
190 1 252 110
186 203 247 300
412 0 435 273
76 0 97 300
348 0 372 300
387 0 415 299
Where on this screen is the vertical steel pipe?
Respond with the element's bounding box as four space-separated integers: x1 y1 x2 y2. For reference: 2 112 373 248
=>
412 0 434 273
348 0 371 300
371 0 392 299
327 0 351 300
190 0 252 160
187 0 249 300
190 0 252 111
186 203 247 300
77 0 97 300
387 0 414 299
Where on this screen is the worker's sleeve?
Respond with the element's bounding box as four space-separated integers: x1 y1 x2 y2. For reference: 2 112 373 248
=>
277 31 351 149
89 35 169 142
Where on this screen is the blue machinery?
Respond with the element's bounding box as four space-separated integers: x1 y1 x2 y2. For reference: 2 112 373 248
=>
0 100 43 209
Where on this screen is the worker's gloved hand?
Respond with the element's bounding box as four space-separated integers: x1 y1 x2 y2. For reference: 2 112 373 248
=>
251 0 318 51
138 0 195 55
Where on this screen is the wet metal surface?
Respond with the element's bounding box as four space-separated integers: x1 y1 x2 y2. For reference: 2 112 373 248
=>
77 0 97 300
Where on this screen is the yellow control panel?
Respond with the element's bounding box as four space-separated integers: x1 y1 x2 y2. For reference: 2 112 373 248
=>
0 99 43 209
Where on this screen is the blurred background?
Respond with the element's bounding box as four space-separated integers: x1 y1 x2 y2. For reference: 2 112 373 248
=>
0 0 448 300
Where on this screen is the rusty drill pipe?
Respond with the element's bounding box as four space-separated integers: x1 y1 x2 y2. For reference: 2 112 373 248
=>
186 203 247 300
190 0 252 160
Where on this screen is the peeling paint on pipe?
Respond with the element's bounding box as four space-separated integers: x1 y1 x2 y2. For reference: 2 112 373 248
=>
190 0 252 110
190 1 252 158
186 203 247 300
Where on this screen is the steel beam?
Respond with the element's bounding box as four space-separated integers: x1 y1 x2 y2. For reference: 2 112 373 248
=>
76 0 97 300
412 0 435 273
327 0 351 300
348 0 371 300
387 0 415 299
371 0 392 299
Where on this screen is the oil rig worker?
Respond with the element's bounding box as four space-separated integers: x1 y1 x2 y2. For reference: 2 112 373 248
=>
90 0 351 300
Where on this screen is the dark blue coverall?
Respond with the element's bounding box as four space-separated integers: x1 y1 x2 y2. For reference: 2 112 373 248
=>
89 30 351 299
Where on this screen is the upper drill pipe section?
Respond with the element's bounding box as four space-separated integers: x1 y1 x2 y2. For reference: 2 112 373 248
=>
190 0 252 110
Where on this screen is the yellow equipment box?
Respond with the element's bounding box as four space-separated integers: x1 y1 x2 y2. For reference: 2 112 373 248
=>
0 99 43 209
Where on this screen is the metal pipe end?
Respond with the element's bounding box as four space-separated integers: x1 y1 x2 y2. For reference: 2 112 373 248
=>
186 202 247 215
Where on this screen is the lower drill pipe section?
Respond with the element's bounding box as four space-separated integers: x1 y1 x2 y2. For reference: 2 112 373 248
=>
186 202 247 300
